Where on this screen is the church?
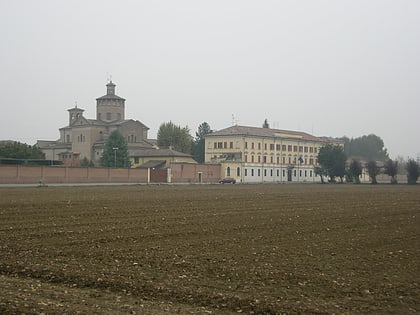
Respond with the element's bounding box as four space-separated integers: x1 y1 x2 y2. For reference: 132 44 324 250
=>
37 81 155 166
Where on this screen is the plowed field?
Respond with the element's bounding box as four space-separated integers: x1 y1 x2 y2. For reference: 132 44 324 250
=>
0 184 419 314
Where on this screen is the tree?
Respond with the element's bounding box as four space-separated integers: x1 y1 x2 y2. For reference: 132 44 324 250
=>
0 141 45 159
366 160 380 184
191 122 212 163
157 122 192 154
340 134 388 161
100 130 130 168
348 159 362 184
317 144 347 182
383 159 398 184
406 159 419 185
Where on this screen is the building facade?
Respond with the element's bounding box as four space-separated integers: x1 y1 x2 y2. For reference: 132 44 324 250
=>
205 125 341 183
37 81 154 166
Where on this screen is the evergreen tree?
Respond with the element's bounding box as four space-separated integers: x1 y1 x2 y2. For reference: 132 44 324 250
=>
100 131 130 168
191 122 212 163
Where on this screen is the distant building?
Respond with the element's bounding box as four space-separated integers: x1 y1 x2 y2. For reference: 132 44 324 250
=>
37 81 155 166
204 125 342 183
131 148 196 169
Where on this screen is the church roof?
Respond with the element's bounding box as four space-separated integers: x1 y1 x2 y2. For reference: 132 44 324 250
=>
96 94 125 101
63 118 149 129
121 119 150 130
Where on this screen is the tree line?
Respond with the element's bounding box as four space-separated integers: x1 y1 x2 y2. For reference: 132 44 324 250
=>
0 141 44 160
317 143 420 185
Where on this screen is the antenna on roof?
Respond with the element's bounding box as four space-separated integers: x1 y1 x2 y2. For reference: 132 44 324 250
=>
232 114 238 126
106 72 113 83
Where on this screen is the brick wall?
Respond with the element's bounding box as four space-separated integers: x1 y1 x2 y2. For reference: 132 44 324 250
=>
170 163 221 183
0 165 148 184
0 163 222 184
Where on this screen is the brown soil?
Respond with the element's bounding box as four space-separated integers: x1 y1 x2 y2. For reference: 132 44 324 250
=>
0 184 419 314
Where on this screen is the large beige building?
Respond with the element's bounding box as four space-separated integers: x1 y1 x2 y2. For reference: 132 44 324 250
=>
205 125 341 183
37 81 154 166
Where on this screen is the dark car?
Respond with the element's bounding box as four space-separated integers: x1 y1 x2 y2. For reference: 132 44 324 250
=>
219 177 236 184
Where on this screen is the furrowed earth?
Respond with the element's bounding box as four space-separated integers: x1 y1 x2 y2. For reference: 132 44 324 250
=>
0 184 419 314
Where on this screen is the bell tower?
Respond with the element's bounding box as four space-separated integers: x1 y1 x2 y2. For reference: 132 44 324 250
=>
68 106 84 125
96 81 126 122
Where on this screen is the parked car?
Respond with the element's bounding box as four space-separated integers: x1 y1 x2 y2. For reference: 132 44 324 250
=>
219 177 236 184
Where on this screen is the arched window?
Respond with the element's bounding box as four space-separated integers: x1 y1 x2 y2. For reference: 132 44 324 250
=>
226 166 231 177
237 167 240 176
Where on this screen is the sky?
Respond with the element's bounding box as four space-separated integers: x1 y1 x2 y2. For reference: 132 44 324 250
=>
1 0 419 159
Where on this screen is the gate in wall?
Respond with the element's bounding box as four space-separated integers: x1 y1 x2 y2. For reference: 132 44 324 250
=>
150 169 167 183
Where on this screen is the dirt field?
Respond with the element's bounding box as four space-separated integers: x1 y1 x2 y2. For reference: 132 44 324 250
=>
0 184 419 314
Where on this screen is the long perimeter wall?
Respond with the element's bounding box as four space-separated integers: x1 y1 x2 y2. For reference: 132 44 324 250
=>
1 164 413 185
0 165 149 184
0 164 222 185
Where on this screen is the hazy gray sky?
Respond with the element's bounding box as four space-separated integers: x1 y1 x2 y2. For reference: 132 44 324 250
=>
1 0 419 159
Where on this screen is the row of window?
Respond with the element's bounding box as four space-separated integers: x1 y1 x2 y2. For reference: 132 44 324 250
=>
213 141 318 153
128 135 137 143
98 112 122 121
246 142 317 153
245 155 317 165
214 141 234 149
61 154 77 159
74 132 135 144
77 134 86 142
243 168 314 178
225 166 314 178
